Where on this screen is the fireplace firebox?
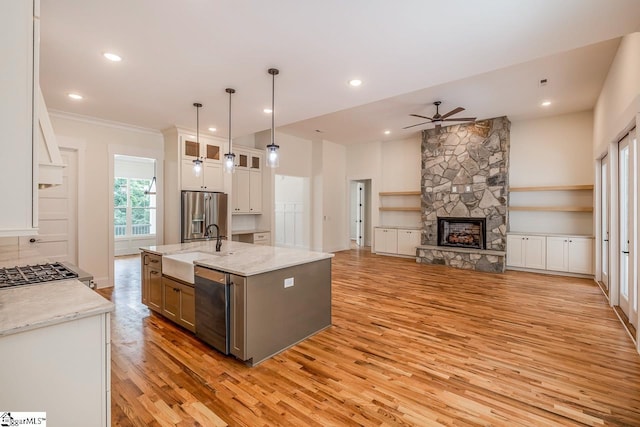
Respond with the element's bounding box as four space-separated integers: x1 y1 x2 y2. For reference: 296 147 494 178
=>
437 217 486 250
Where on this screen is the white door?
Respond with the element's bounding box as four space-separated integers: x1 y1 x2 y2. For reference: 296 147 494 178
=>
568 238 593 275
506 235 525 267
619 135 631 318
524 235 546 270
601 155 610 289
20 149 78 264
546 237 568 272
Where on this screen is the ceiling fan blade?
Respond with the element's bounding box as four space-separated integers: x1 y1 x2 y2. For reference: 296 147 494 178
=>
402 121 431 129
409 114 434 120
442 117 476 122
440 107 465 119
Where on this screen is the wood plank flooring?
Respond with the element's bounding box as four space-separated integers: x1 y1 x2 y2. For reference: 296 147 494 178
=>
102 250 640 426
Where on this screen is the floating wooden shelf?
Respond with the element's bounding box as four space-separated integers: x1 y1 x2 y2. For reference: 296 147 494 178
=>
510 185 594 192
379 191 421 196
509 206 593 212
379 207 421 212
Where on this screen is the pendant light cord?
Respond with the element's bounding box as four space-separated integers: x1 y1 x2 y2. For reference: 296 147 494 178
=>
271 71 275 145
225 88 236 154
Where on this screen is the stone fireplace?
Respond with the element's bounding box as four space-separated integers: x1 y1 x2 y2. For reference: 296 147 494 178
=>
437 217 486 250
417 117 509 273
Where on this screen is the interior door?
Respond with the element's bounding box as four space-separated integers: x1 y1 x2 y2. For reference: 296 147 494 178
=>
618 135 631 318
356 182 365 246
20 148 77 264
601 155 610 289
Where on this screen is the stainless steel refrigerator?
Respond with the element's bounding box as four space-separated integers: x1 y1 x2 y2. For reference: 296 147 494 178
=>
181 191 228 243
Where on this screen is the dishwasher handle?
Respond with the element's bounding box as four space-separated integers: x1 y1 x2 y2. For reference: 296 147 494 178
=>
194 266 227 283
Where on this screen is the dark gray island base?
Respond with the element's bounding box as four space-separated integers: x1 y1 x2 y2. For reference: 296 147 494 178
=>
226 258 331 366
140 241 333 366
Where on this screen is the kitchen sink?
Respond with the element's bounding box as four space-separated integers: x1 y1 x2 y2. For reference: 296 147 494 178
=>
162 251 218 284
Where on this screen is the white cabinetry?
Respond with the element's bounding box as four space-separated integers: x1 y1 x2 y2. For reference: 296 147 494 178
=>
232 148 263 214
397 229 421 256
374 228 398 254
0 312 111 426
234 231 271 246
375 227 420 256
546 236 593 274
0 0 38 236
180 134 223 191
506 234 546 269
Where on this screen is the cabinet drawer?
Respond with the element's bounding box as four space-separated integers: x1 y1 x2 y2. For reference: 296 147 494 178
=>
144 252 162 268
253 232 270 242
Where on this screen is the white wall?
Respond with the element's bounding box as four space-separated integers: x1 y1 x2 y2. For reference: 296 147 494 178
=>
322 140 347 252
594 32 640 157
509 111 595 234
50 114 163 286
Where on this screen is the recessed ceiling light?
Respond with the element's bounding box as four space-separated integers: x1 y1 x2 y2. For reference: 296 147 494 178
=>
541 100 552 107
103 52 122 62
349 79 362 87
208 127 217 132
384 130 391 135
263 108 273 114
67 93 83 100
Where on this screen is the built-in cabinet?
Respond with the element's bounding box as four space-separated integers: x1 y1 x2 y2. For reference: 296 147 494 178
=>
506 234 546 270
234 231 271 246
546 236 593 274
162 276 196 332
374 227 420 256
232 148 263 214
506 233 593 275
141 251 162 313
180 135 223 191
0 0 38 236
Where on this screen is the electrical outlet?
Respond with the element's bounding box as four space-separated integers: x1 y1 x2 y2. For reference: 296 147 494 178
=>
284 277 294 288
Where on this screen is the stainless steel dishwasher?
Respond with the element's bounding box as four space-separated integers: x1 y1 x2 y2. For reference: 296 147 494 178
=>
194 266 230 354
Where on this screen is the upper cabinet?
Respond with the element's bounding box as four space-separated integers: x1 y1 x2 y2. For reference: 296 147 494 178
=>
180 135 223 191
232 147 263 214
0 0 39 236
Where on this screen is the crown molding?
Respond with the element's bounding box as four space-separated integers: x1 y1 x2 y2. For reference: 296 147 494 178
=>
48 109 163 136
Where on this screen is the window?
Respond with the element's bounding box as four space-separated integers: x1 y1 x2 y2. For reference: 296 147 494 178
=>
114 177 156 237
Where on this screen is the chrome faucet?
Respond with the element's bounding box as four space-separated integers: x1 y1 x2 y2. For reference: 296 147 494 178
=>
205 223 223 252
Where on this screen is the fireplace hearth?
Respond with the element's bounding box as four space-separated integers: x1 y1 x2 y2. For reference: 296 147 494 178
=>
437 217 486 250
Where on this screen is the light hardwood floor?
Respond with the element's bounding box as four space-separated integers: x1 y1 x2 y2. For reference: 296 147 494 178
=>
103 251 640 426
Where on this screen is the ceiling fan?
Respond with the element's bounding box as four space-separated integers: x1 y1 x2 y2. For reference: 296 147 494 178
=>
403 101 476 130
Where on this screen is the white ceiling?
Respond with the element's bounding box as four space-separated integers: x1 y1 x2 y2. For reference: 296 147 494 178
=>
40 0 640 145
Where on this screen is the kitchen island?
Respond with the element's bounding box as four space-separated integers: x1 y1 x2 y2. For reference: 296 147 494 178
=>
140 241 333 366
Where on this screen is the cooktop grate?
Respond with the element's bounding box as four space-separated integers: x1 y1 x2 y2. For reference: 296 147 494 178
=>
0 262 78 288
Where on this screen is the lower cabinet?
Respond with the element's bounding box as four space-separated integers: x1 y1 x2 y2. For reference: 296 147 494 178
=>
506 234 546 269
507 233 594 275
374 227 420 256
234 231 271 246
162 276 196 332
142 251 162 313
546 236 593 274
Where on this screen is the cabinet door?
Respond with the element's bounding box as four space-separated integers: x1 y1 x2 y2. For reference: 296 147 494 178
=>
0 0 37 236
181 159 203 191
524 235 546 270
202 142 220 162
229 274 247 360
178 283 196 332
141 255 149 306
568 238 593 274
182 138 200 160
506 235 525 267
397 230 420 256
249 170 262 213
148 267 163 313
162 278 180 322
232 169 250 213
385 229 398 253
546 237 568 272
374 228 386 253
203 162 223 191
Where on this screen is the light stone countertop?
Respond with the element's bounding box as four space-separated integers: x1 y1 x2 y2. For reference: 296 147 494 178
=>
141 240 334 276
375 225 421 230
0 279 114 337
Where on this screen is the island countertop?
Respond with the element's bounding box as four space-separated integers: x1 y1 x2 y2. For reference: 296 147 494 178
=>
141 240 334 276
0 279 114 337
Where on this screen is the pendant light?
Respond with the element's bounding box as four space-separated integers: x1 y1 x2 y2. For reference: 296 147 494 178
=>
266 68 280 168
223 88 236 173
192 102 203 177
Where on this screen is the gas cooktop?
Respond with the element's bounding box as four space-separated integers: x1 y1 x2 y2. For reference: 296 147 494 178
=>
0 262 78 288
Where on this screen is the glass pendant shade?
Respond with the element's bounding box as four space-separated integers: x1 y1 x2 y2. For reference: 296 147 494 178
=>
192 158 202 176
266 143 279 168
224 152 236 173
